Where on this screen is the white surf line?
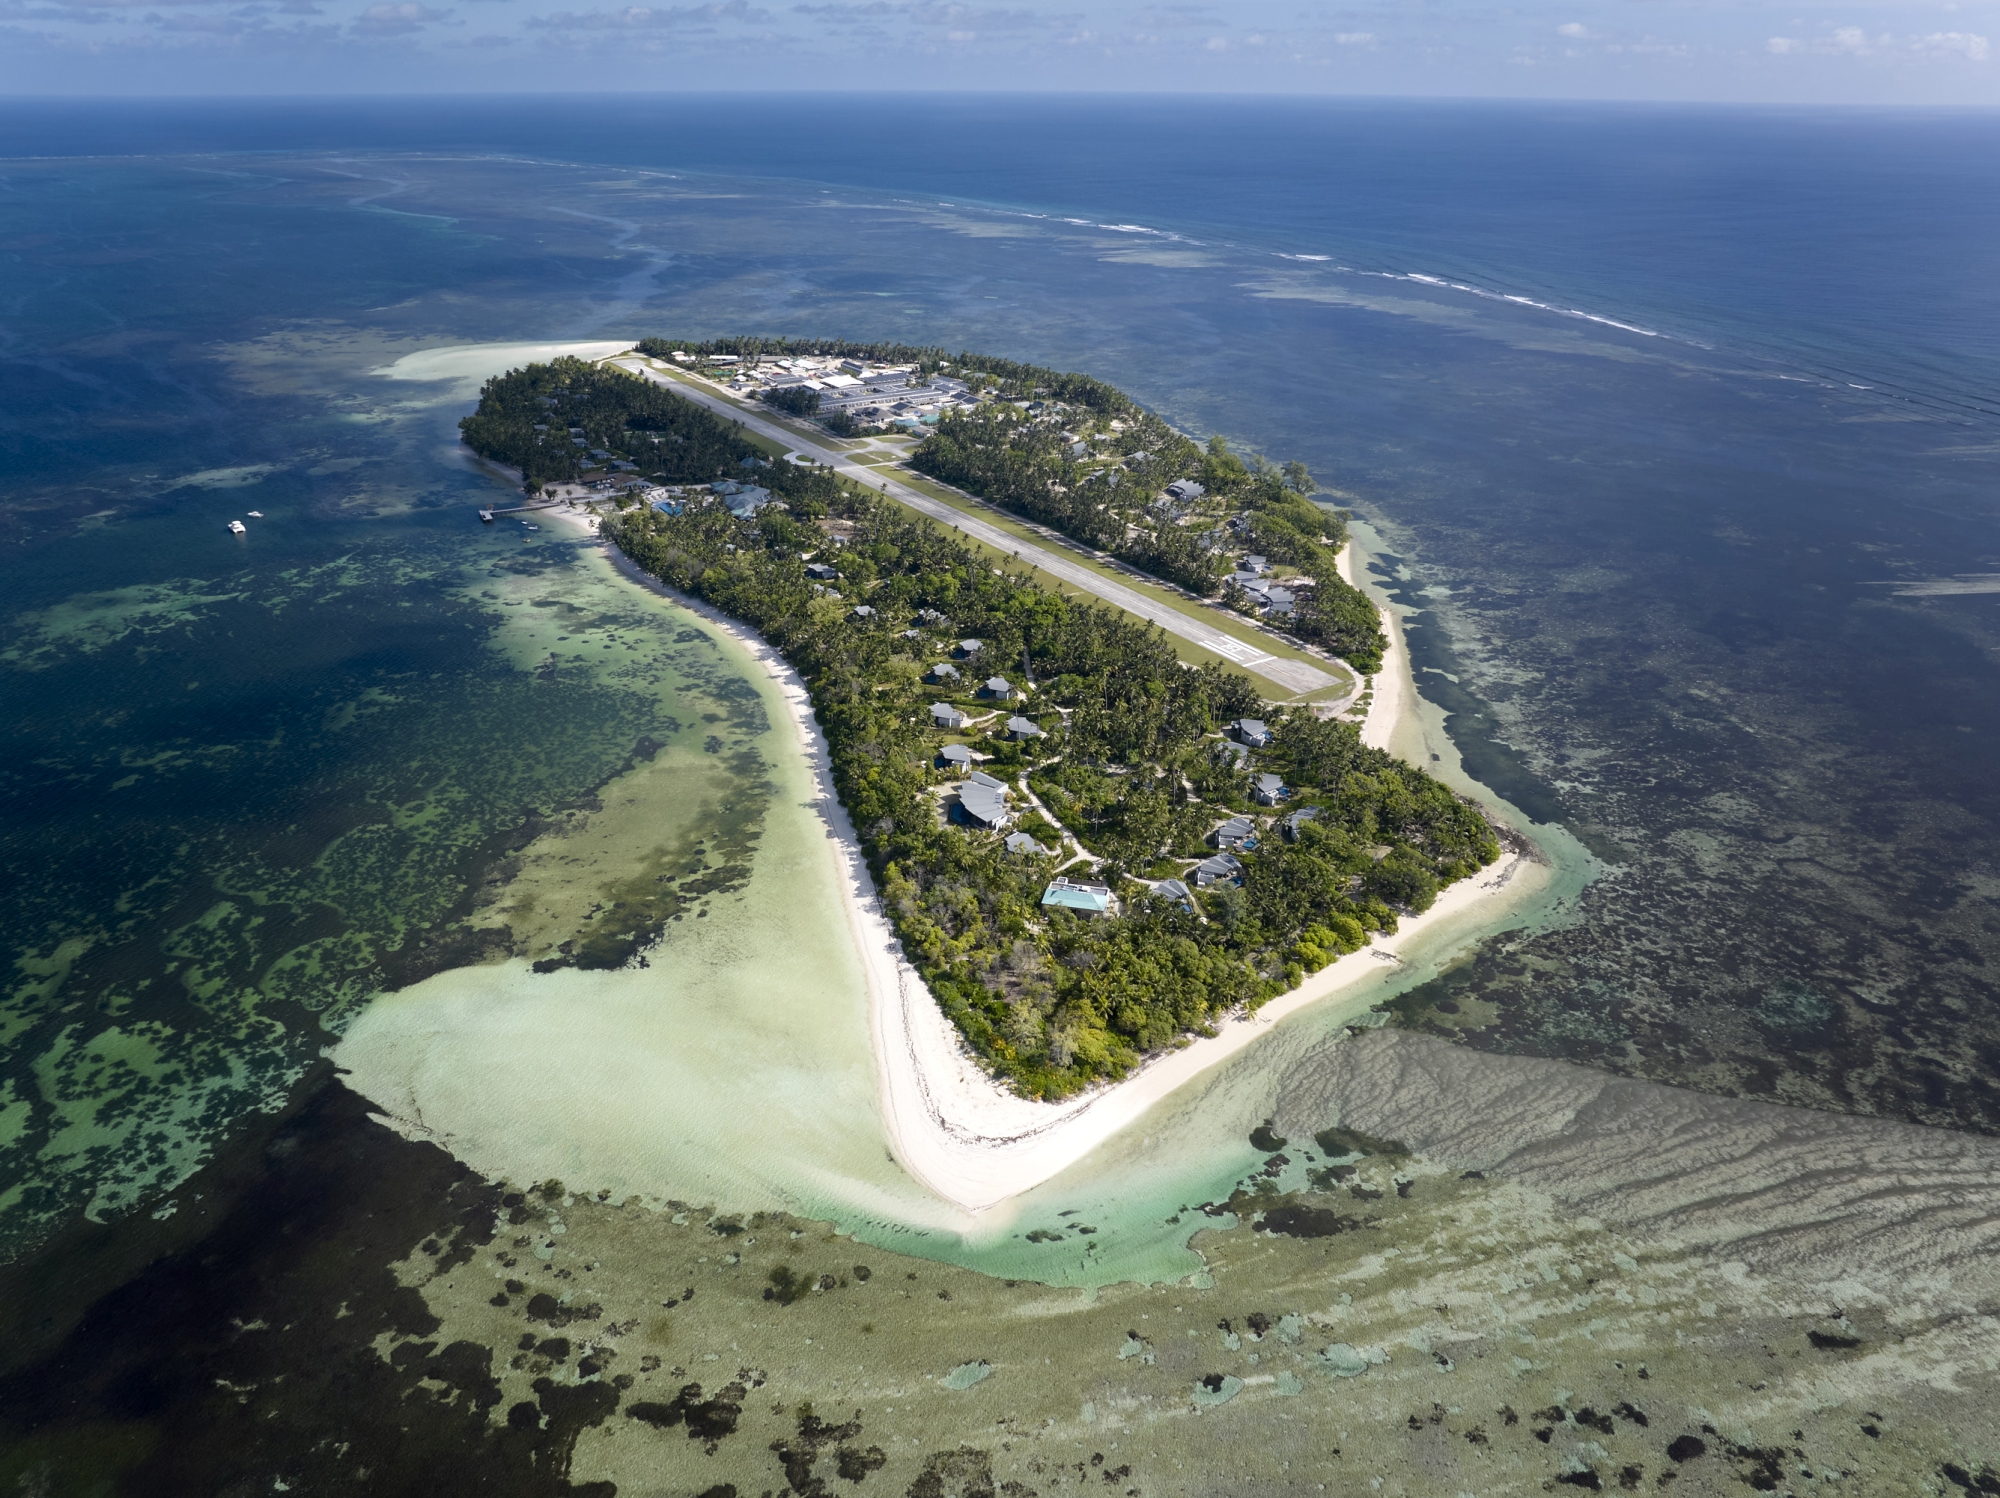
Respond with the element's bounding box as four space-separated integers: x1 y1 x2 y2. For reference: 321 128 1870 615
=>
609 358 1340 698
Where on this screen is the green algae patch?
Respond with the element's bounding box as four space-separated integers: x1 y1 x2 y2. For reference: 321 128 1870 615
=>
1318 1343 1373 1378
942 1361 993 1390
1191 1373 1243 1408
0 577 252 670
0 524 765 1261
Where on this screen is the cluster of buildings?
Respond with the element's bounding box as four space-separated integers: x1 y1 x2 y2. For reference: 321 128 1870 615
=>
683 351 978 432
643 462 778 519
919 680 1314 915
1179 718 1305 891
912 659 1116 915
1226 555 1301 619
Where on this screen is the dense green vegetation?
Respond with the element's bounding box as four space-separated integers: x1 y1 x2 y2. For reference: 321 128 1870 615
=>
458 356 756 493
462 353 1486 1098
597 487 1495 1102
464 345 1384 675
909 401 1386 673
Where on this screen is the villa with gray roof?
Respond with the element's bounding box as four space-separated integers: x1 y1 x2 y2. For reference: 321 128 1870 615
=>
953 771 1013 830
1193 853 1243 887
1211 815 1258 850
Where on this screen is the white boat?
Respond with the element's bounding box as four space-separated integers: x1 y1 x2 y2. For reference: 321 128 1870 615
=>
227 520 247 535
246 510 264 518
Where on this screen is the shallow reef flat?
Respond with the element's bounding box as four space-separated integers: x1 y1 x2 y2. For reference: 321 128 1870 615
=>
13 1030 1992 1495
0 507 782 1262
356 1028 2000 1497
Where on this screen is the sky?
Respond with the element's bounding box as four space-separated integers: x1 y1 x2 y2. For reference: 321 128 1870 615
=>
0 0 1994 104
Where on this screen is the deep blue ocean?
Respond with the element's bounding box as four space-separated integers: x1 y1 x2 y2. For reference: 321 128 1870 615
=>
3 95 2000 1476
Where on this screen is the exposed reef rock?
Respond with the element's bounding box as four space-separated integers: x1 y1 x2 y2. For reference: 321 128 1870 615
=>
1273 1028 2000 1296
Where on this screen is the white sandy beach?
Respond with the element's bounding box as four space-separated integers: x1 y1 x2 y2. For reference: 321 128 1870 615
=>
1342 541 1407 754
554 507 1543 1215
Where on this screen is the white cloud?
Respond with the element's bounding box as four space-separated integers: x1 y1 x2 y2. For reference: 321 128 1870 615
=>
1331 29 1371 46
1767 25 1987 61
352 1 448 32
1915 30 1988 59
529 0 764 28
792 1 1063 31
1556 22 1586 39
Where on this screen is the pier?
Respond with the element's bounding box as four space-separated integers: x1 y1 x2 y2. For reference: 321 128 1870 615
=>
479 498 571 523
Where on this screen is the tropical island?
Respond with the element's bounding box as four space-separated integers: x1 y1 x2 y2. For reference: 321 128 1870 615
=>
459 347 1500 1101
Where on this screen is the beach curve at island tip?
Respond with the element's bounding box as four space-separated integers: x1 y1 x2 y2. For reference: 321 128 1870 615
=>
557 503 1546 1218
338 339 1561 1234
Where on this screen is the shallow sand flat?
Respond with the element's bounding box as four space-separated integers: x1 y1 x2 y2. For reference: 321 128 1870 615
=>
372 339 635 396
338 346 1595 1283
333 530 968 1237
337 508 1584 1280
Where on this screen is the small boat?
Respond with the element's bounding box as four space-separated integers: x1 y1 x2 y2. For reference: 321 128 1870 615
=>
227 520 247 535
246 510 264 519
